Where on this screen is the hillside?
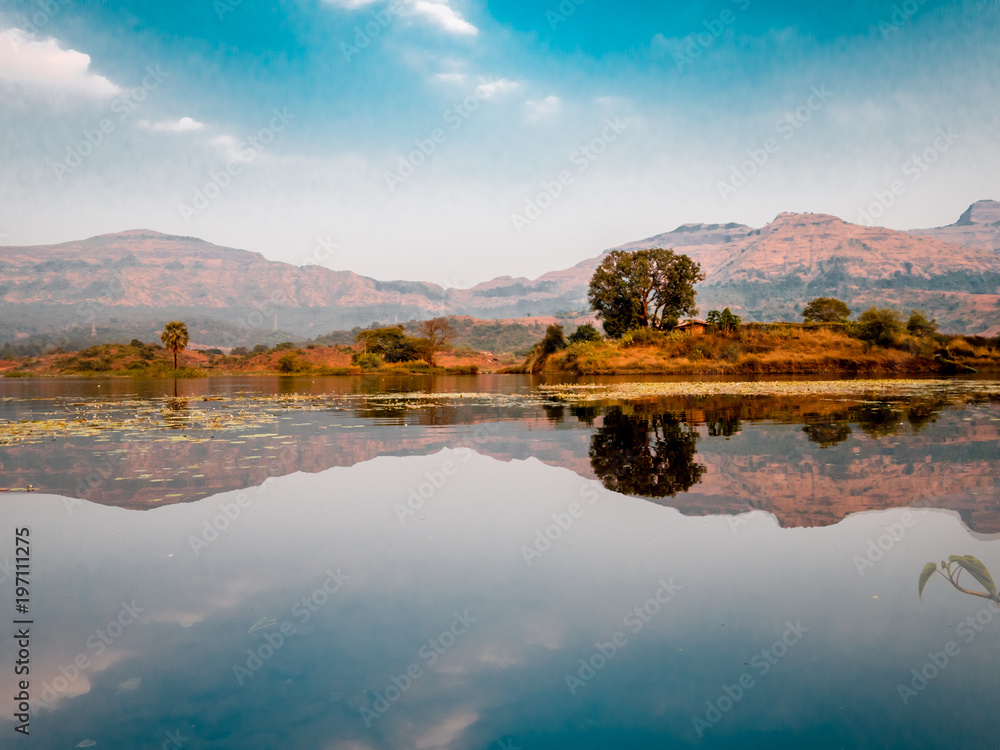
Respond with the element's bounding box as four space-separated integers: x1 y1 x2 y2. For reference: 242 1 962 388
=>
1 203 999 346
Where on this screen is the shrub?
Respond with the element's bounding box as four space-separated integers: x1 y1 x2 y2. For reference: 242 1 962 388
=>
621 328 667 348
567 323 602 344
722 343 741 362
277 353 301 373
907 310 938 337
351 352 384 371
855 307 903 347
251 344 269 355
275 342 295 351
231 346 249 356
537 324 566 356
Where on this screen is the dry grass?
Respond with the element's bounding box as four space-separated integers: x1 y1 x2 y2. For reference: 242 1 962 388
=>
544 326 1000 376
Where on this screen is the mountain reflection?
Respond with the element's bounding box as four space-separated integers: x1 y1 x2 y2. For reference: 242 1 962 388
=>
589 406 705 498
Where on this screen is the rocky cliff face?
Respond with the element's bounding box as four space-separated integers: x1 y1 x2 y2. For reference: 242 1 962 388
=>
908 199 1000 253
2 203 999 341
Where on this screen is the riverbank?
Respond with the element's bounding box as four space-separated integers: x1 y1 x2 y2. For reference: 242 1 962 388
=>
0 342 489 378
509 325 1000 376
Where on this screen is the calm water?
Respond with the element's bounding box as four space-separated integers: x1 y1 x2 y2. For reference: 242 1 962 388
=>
1 375 999 749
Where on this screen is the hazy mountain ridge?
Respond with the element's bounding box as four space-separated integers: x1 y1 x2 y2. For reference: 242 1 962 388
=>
2 202 999 344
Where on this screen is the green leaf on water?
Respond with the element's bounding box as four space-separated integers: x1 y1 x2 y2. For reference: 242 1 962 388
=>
954 556 998 601
918 563 938 601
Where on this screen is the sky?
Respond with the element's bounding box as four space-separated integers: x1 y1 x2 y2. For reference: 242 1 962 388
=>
0 0 997 286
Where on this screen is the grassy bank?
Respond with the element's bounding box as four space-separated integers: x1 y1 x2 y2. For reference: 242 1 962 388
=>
513 324 1000 376
0 341 486 378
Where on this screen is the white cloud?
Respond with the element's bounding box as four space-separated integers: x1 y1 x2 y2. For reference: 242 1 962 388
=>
322 0 478 36
411 1 477 36
525 95 562 121
138 117 204 133
475 77 519 99
211 135 254 164
0 28 120 97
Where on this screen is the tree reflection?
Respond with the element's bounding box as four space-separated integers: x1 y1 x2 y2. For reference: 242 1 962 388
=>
590 407 705 498
803 421 853 448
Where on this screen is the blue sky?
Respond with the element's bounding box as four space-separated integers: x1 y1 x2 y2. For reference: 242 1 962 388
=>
0 0 997 285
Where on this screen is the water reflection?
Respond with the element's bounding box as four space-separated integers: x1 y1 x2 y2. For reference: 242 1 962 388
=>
1 379 998 533
589 406 704 498
2 452 999 749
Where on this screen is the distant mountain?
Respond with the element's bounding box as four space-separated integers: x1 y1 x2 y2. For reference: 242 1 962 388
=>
908 199 1000 253
2 203 999 346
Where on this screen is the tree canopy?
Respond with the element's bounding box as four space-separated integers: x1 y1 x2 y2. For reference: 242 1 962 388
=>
802 297 851 324
907 310 938 337
587 248 704 338
855 307 903 347
356 325 422 363
160 321 189 369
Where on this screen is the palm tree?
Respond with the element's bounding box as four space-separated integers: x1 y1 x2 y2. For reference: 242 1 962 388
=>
160 321 190 370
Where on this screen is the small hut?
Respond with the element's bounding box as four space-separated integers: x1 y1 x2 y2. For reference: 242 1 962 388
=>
676 319 708 335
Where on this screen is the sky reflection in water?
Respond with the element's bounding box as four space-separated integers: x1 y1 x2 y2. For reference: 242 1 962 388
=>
0 377 998 749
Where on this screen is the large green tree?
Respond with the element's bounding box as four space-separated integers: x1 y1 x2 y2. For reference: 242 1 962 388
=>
356 325 422 362
160 321 189 369
587 248 704 338
802 297 851 324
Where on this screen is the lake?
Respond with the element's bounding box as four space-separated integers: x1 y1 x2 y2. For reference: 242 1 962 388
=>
1 375 999 749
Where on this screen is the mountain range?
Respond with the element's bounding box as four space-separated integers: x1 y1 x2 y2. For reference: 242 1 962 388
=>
1 200 999 346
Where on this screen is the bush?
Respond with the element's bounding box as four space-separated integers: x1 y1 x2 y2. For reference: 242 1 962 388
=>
277 353 301 373
907 310 938 337
231 347 249 356
621 328 668 348
351 352 384 371
537 324 567 356
275 342 295 351
568 323 602 345
251 344 269 355
855 307 903 347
